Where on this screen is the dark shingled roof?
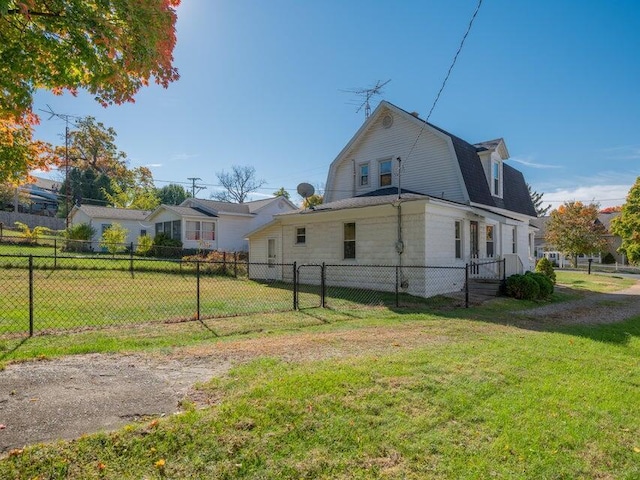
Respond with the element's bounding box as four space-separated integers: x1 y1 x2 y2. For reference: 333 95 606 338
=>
356 187 423 197
389 103 537 217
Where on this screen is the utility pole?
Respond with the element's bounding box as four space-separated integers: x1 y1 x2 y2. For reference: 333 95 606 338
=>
40 105 81 228
187 177 206 198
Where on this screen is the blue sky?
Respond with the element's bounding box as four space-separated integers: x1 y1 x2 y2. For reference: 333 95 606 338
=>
33 0 640 209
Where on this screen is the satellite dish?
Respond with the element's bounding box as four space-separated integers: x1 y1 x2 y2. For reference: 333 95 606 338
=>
297 182 315 198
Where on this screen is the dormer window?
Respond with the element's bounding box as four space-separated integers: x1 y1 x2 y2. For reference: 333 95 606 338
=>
379 159 392 187
492 160 502 197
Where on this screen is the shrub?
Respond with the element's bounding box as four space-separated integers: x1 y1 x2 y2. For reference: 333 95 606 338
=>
100 223 128 256
506 274 540 300
135 235 154 256
535 257 556 284
525 271 554 298
63 223 95 252
152 233 183 258
602 252 616 264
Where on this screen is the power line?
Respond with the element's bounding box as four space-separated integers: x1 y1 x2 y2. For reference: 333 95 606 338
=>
406 0 483 163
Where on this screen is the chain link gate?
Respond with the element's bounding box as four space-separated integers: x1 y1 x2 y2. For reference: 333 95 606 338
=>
295 263 324 309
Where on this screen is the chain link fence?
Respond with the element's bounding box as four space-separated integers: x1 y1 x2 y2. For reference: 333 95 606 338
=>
1 253 505 345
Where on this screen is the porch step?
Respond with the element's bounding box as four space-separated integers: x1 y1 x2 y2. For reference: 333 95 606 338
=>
467 279 502 297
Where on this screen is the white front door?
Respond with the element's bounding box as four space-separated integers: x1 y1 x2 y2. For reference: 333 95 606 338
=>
267 238 279 280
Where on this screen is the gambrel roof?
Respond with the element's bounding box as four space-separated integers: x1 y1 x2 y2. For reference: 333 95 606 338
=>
325 101 536 218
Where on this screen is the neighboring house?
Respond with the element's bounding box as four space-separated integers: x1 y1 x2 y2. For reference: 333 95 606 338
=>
73 196 298 253
247 101 538 298
69 205 152 250
532 212 625 266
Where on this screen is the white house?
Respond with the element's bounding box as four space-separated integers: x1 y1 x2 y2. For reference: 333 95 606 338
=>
247 101 538 297
68 205 152 250
141 196 297 252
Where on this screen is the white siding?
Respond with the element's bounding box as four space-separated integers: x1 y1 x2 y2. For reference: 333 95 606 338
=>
70 211 152 250
326 110 466 203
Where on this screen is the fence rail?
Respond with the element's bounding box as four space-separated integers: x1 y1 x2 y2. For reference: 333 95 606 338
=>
0 255 506 342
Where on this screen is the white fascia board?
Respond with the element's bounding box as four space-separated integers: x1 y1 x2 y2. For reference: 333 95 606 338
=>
469 202 535 223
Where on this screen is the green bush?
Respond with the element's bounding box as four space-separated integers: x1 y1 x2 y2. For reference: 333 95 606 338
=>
152 233 183 258
506 274 540 300
63 223 95 252
525 271 554 298
602 252 616 264
135 235 154 256
535 257 556 284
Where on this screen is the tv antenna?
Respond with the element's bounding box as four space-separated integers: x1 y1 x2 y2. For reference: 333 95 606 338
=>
341 79 391 119
187 177 207 198
39 105 83 228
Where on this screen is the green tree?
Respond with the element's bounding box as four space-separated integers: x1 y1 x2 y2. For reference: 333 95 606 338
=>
103 167 160 210
527 184 551 217
545 201 606 267
273 187 290 199
157 184 191 205
100 223 128 256
0 0 180 181
610 177 640 265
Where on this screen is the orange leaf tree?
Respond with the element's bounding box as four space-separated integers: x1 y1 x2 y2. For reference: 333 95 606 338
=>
545 201 607 267
0 0 180 182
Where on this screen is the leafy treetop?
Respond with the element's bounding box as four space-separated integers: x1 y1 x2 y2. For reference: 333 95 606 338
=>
610 177 640 265
544 201 606 267
0 0 180 183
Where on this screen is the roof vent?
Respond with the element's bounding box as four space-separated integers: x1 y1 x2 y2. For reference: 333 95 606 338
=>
410 111 420 118
382 114 393 128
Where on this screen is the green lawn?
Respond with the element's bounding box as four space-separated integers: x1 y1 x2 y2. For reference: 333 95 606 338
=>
0 272 639 478
556 270 636 292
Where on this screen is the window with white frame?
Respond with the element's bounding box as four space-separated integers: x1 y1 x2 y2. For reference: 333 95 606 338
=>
379 159 392 187
186 220 215 241
344 222 356 259
295 227 306 245
486 225 494 257
492 160 501 196
359 163 369 186
454 221 462 259
156 220 182 240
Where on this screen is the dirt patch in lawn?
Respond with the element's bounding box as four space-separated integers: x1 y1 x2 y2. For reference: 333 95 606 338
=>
0 324 448 454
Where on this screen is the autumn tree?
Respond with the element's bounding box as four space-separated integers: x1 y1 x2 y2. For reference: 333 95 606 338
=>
212 165 266 203
65 116 127 176
610 177 640 265
157 184 191 205
527 184 551 217
302 194 324 209
545 201 606 267
0 0 180 182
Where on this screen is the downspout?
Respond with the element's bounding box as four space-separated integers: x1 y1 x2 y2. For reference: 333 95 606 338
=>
395 157 406 288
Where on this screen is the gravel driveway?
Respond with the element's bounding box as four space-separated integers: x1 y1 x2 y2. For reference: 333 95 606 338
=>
1 280 639 454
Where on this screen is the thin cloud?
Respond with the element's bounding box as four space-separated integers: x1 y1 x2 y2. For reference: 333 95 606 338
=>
601 145 640 161
543 184 631 209
144 163 163 168
510 155 562 169
170 153 199 162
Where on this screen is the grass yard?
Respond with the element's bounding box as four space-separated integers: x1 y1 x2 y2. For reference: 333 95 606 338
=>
556 270 636 292
0 303 639 478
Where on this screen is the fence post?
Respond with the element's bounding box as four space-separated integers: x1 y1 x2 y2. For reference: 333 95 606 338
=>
223 251 227 275
196 260 201 321
321 262 326 308
0 222 3 239
293 261 297 310
54 238 57 269
395 266 400 308
29 255 34 336
465 263 469 308
233 252 238 278
129 242 134 275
